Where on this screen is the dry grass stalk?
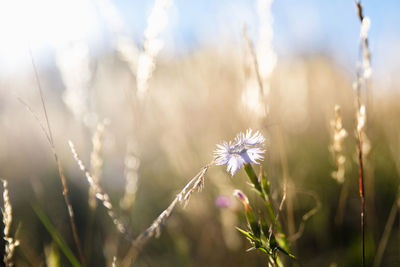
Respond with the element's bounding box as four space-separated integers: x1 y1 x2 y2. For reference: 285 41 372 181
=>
356 1 372 81
89 121 107 209
373 186 400 267
354 2 372 266
56 42 92 124
1 180 19 267
69 141 128 235
112 256 117 267
289 189 321 241
256 0 277 82
330 110 352 233
136 0 173 99
268 181 287 239
122 161 213 265
241 27 266 118
255 0 276 107
116 36 140 77
275 126 295 248
354 0 372 115
17 97 86 266
97 0 140 76
27 49 86 266
120 144 140 211
330 105 348 183
356 99 367 267
241 0 276 120
136 161 212 243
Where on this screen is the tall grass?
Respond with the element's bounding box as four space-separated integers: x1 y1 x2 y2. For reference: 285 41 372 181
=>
354 1 372 265
2 1 400 266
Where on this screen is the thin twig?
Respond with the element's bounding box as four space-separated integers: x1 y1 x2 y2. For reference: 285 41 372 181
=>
27 49 86 267
28 48 54 146
289 189 321 242
15 96 51 144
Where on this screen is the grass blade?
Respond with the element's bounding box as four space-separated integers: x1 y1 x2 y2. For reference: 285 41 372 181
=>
32 205 81 267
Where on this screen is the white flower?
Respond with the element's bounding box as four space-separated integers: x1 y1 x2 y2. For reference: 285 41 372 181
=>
214 129 266 176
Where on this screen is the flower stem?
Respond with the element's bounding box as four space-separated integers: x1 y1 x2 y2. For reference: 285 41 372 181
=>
244 164 285 243
244 164 263 194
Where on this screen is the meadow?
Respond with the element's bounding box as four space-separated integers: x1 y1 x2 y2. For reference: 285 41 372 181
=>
1 0 400 266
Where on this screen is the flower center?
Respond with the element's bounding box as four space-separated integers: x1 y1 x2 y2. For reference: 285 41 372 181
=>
231 143 247 155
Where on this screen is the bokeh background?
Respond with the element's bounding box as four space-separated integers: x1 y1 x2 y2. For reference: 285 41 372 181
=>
0 0 400 266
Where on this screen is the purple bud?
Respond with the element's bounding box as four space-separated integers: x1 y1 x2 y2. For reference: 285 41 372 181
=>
233 189 249 205
215 195 231 208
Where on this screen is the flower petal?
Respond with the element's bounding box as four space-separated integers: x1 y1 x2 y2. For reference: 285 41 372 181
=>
227 155 245 176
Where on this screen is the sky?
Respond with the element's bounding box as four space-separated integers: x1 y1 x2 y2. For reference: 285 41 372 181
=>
0 0 399 76
116 0 400 76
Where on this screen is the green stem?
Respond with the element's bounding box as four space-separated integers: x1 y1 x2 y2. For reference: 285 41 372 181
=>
244 164 263 195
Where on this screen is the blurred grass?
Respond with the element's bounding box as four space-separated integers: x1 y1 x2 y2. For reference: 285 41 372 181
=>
0 50 400 266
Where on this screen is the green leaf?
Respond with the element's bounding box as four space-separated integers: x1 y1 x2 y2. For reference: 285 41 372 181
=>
236 227 255 240
249 221 261 239
32 205 81 267
260 215 270 238
257 247 269 254
277 246 296 259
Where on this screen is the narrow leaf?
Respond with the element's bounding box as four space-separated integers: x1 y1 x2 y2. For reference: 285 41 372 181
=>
32 205 81 267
